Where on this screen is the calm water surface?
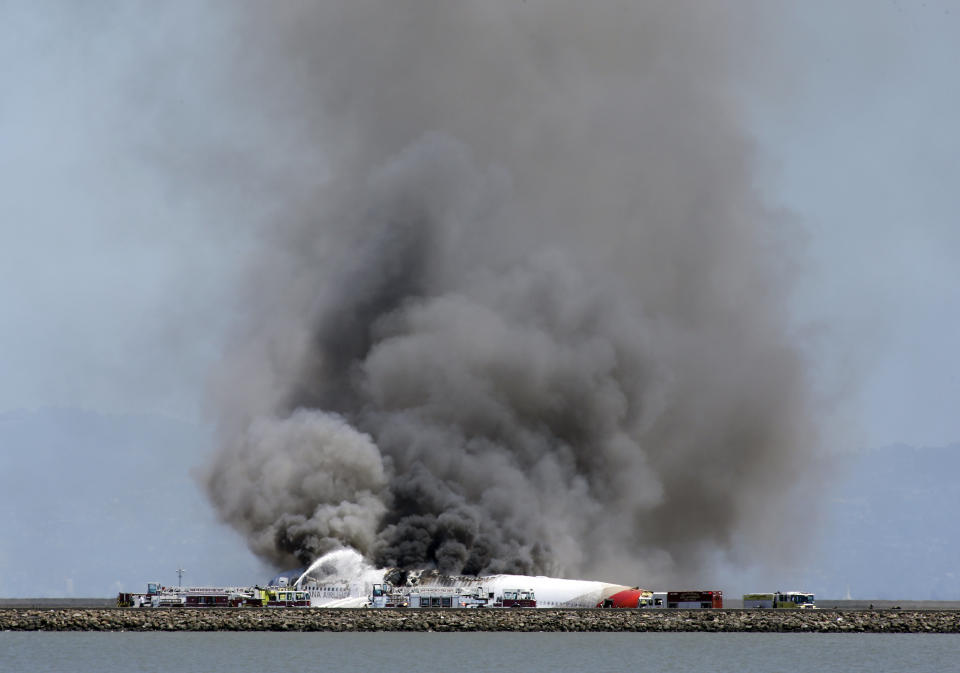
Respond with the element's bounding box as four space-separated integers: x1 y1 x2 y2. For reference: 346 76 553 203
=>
2 631 959 673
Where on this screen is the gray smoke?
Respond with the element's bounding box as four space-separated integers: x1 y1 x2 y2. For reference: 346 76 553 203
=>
202 1 818 582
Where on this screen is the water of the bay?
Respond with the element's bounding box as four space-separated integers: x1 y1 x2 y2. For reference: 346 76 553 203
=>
2 631 958 673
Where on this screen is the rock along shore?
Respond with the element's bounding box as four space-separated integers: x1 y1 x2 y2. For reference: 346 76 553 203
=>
3 609 960 633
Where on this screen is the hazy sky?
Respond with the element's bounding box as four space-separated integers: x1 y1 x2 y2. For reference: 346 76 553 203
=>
2 1 957 448
756 0 960 449
1 1 959 596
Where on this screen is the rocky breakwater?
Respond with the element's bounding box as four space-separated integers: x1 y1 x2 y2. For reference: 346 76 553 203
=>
2 609 960 633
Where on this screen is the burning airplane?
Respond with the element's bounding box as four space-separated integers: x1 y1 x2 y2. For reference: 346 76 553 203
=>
291 549 632 609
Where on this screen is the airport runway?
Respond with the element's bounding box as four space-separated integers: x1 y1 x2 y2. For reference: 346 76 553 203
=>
4 597 960 610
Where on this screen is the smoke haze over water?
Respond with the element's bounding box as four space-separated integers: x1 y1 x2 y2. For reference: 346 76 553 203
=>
203 1 820 582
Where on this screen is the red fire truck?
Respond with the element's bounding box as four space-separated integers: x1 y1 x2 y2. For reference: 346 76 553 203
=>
663 591 723 609
496 589 537 608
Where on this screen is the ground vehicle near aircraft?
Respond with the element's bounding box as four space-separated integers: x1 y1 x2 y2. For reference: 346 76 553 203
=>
663 591 723 609
117 582 310 608
597 589 655 608
118 583 178 607
598 589 722 608
497 589 536 608
742 591 816 609
392 586 536 608
369 583 407 608
261 588 311 607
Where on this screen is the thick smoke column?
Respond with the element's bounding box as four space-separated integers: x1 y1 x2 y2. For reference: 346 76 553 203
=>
204 1 817 581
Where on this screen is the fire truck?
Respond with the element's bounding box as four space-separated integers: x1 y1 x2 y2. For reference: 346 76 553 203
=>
261 588 311 607
406 587 490 608
117 582 184 608
369 583 408 608
496 589 536 608
742 591 816 609
117 582 308 608
404 587 535 608
369 583 536 609
597 589 722 609
661 591 723 608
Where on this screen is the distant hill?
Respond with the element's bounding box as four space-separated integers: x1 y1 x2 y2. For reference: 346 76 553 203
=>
0 408 268 597
2 408 957 599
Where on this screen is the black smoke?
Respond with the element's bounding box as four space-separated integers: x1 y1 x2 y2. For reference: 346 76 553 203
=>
201 1 819 582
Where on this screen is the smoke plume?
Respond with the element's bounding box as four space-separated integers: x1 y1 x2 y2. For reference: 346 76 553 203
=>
203 1 817 582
